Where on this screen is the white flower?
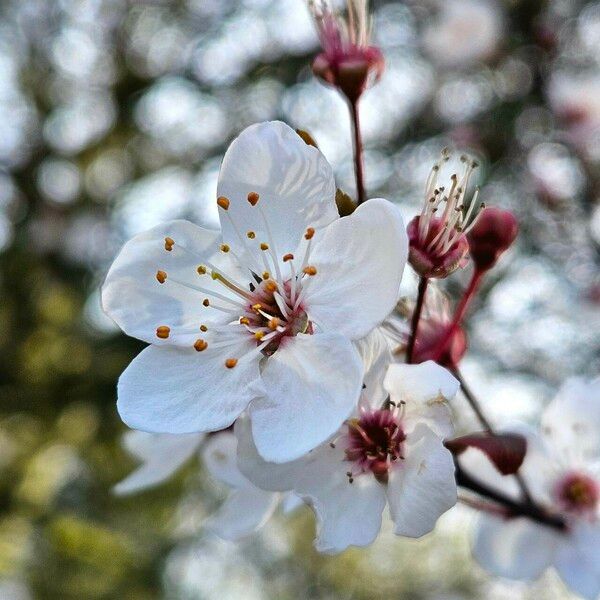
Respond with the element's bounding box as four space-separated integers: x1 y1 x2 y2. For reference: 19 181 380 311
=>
102 121 408 463
236 355 459 554
462 377 600 600
114 429 300 541
422 0 504 69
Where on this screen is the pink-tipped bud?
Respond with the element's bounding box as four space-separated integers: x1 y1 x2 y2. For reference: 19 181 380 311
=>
312 46 384 102
309 3 384 102
413 321 468 369
467 206 518 271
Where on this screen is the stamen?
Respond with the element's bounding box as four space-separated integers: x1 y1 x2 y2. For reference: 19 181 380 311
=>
239 317 250 326
203 299 210 306
303 266 317 276
247 192 260 206
156 326 170 339
283 253 294 262
262 271 270 280
200 325 208 332
156 270 167 284
220 244 230 253
225 358 238 369
164 237 174 251
247 231 256 239
305 227 315 240
260 243 269 251
197 265 207 275
217 196 230 210
194 339 208 352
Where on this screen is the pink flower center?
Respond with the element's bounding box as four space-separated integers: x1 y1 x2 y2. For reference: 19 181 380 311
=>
554 472 599 517
343 407 406 484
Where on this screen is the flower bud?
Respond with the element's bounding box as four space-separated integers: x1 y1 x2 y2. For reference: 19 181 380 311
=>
467 206 518 271
309 2 384 102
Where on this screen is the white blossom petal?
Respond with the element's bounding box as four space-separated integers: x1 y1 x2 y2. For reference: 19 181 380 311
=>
249 332 362 463
202 431 250 489
554 523 600 600
102 220 246 346
384 361 459 438
235 416 308 492
473 515 560 581
386 424 457 537
117 341 264 434
355 328 392 407
205 488 279 541
114 431 203 495
216 121 337 264
302 198 408 340
542 377 600 462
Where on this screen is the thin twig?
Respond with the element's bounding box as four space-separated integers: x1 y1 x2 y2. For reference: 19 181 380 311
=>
406 276 429 364
349 99 366 205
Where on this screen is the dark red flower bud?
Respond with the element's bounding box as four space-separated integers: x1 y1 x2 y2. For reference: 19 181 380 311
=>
467 206 518 271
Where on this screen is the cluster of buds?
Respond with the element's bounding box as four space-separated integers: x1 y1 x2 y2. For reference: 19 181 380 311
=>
308 0 384 102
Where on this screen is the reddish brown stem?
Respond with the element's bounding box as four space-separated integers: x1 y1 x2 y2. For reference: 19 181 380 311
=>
406 277 429 364
349 99 366 206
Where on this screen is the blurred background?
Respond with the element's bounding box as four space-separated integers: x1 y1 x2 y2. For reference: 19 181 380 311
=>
0 0 598 598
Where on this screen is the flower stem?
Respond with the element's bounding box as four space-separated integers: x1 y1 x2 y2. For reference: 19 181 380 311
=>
349 99 366 205
406 276 429 364
452 366 535 506
454 459 566 531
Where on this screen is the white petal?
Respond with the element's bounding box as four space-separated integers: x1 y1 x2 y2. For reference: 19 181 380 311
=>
473 515 560 581
235 416 308 491
386 424 457 537
250 333 362 463
236 416 385 553
303 198 408 340
102 220 248 346
117 341 264 434
309 462 386 554
202 431 249 489
555 523 600 600
216 121 338 264
384 361 459 439
114 431 203 495
355 328 392 407
205 488 279 541
281 493 304 515
542 377 600 461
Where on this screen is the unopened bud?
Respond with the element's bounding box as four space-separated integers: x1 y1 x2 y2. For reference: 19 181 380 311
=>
467 207 518 271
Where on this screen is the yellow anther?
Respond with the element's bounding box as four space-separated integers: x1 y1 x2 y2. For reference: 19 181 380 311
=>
283 253 294 262
156 326 170 339
211 271 219 280
203 299 210 307
252 303 262 311
197 265 207 275
262 271 270 280
194 339 208 352
239 317 250 326
247 192 260 206
217 196 230 210
200 325 208 332
304 227 315 240
303 265 317 276
265 281 278 293
268 318 280 330
220 244 230 253
164 237 175 251
255 331 265 340
156 270 167 284
225 358 238 369
247 231 256 239
260 243 269 251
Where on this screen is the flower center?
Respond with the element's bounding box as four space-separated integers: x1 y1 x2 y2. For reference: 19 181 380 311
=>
153 192 319 366
554 472 599 517
343 406 406 485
